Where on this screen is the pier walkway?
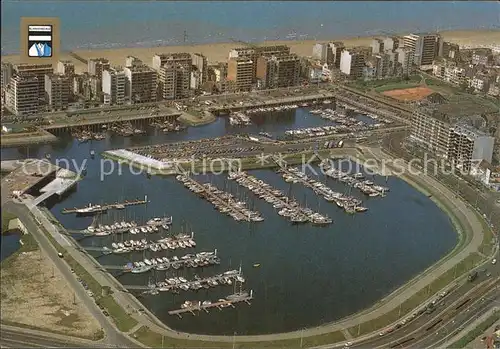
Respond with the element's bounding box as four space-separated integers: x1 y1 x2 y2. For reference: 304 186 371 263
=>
61 196 148 215
168 292 253 318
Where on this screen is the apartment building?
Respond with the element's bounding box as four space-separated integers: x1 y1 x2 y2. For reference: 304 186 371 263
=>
448 124 494 172
88 58 110 80
124 65 157 103
228 45 290 82
472 48 493 66
312 43 334 65
6 75 39 116
340 47 372 79
56 60 75 76
159 64 191 100
152 53 192 71
125 56 143 68
1 62 13 89
192 53 208 84
470 73 492 93
403 33 440 66
395 47 415 77
410 105 495 171
410 106 454 158
210 62 228 82
256 54 300 89
13 63 53 101
102 67 126 105
432 60 467 85
376 54 391 79
227 57 254 91
439 42 460 60
371 38 385 54
383 37 400 52
329 42 345 69
44 73 70 111
153 53 192 99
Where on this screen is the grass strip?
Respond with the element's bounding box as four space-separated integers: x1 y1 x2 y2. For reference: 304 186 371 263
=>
132 326 346 348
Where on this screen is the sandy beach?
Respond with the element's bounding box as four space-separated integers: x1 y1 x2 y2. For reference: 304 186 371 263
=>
2 29 499 74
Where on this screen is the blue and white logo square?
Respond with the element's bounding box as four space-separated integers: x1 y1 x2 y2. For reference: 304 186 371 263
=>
28 25 52 57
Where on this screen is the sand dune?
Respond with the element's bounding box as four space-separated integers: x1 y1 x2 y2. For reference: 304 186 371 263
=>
2 29 499 74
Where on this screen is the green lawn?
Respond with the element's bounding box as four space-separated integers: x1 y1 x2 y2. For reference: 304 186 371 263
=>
1 211 16 233
348 76 421 92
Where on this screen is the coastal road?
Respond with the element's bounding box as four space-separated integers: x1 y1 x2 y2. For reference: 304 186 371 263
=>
2 201 138 348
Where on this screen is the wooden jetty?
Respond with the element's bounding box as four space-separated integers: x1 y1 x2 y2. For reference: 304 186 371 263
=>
168 291 253 318
61 195 148 215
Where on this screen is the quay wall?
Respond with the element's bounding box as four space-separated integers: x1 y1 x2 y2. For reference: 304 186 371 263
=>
43 111 181 133
209 93 336 115
1 130 58 148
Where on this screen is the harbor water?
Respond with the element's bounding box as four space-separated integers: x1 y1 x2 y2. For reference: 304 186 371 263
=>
0 231 21 262
1 109 458 335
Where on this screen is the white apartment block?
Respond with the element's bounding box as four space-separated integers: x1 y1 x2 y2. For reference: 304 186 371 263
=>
7 75 39 116
404 33 440 66
410 107 495 173
102 67 126 105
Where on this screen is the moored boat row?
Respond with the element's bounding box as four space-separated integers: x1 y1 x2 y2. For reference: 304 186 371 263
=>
282 167 368 214
320 160 389 198
229 171 332 225
149 269 244 293
110 232 196 254
87 216 173 236
176 174 264 222
125 250 220 273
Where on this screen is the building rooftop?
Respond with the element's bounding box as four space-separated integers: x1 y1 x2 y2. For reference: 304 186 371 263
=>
417 101 499 126
125 65 155 72
452 123 491 138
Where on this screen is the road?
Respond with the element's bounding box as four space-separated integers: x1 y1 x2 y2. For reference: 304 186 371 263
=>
0 325 105 348
2 201 139 348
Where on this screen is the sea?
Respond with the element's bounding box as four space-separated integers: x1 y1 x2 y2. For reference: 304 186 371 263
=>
1 1 499 55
